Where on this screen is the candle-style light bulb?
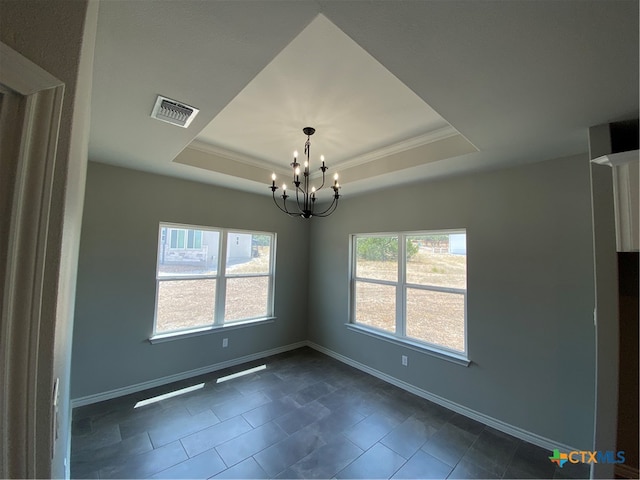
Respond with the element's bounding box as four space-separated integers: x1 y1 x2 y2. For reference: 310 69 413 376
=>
271 173 276 181
304 161 309 168
282 183 287 191
295 166 301 176
334 173 339 181
293 150 298 159
312 186 316 193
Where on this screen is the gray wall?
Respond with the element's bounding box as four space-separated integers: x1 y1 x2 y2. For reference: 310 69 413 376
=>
71 162 309 399
307 154 596 450
73 154 598 451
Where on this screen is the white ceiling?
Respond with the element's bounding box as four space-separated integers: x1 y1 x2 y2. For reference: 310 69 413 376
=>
89 0 639 197
193 14 461 168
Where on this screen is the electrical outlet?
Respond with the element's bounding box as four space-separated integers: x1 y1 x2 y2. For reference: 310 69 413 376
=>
401 355 408 366
222 338 228 348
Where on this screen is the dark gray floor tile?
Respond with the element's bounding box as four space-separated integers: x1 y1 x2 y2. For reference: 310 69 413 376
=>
412 402 456 431
71 431 153 470
99 441 188 479
118 404 192 439
447 413 486 436
89 401 162 431
391 450 453 479
344 411 401 450
261 379 309 400
152 384 217 412
180 385 243 415
150 448 226 479
382 403 418 425
274 399 331 435
319 369 356 390
352 392 396 417
72 423 121 453
504 441 557 479
72 417 92 436
212 457 269 479
180 415 253 458
447 456 499 479
552 460 591 479
316 388 357 412
459 427 519 477
215 421 287 467
274 466 306 479
336 443 406 479
233 371 286 395
211 391 271 420
381 415 437 459
288 435 364 479
421 422 477 467
242 395 301 428
203 385 245 407
305 408 367 441
74 395 140 423
71 348 564 480
253 424 326 477
148 408 220 447
70 462 99 479
290 381 337 405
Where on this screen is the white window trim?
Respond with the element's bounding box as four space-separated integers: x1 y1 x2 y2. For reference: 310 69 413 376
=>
149 317 276 344
349 229 468 362
152 222 276 339
345 323 470 366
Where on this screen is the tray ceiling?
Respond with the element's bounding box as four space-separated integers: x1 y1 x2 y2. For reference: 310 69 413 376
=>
88 0 639 196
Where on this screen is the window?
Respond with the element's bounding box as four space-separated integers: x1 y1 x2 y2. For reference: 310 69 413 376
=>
154 223 275 336
351 230 467 356
168 228 202 249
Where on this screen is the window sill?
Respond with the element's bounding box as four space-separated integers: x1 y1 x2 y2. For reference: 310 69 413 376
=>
149 317 275 344
345 323 470 366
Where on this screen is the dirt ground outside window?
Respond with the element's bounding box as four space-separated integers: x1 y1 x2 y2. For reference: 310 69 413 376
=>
355 248 466 352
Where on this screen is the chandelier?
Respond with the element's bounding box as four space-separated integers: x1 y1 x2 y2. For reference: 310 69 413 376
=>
270 127 340 218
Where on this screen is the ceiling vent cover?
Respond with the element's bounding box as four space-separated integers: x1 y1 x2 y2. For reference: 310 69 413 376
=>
151 95 199 128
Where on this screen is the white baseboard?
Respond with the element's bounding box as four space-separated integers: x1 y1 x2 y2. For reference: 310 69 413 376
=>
71 341 307 408
307 341 578 454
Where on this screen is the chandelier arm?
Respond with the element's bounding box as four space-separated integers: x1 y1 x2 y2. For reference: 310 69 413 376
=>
317 175 326 192
313 195 340 217
272 191 296 217
305 174 312 212
293 187 307 215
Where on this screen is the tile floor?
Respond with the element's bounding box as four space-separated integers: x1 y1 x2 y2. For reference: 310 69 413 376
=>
71 347 589 479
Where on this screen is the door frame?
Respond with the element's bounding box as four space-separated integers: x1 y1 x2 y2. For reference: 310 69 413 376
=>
0 41 64 479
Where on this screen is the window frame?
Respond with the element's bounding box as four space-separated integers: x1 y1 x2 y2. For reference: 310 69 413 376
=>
151 222 276 342
349 229 468 364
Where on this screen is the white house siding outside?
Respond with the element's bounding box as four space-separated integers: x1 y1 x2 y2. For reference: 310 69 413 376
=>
159 227 254 274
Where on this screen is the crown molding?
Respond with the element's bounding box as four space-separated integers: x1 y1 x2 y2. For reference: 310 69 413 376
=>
591 149 639 167
324 125 461 174
187 125 462 180
186 140 286 173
